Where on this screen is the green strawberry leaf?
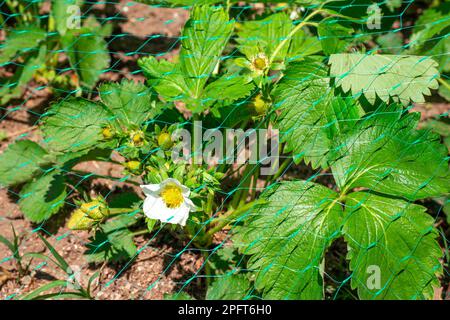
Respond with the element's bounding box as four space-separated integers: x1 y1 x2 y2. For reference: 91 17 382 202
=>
62 29 110 88
51 0 84 36
408 2 450 71
233 180 342 299
164 292 194 300
318 17 353 55
0 140 49 186
329 105 450 200
83 16 114 38
324 96 363 140
0 26 46 64
19 170 67 223
203 74 254 107
376 32 404 55
42 98 112 152
273 59 334 169
329 53 440 104
139 6 234 112
438 80 450 101
84 214 138 263
236 12 291 61
55 148 113 170
236 12 321 64
138 56 190 101
0 45 47 105
343 191 442 299
99 80 159 128
206 274 251 300
179 5 234 102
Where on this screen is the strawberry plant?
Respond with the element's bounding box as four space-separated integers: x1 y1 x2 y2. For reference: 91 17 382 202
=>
0 1 449 300
0 0 111 104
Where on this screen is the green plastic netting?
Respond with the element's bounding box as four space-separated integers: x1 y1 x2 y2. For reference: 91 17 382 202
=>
0 0 449 300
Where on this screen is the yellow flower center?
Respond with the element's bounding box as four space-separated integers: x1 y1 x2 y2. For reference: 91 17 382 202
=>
253 57 267 70
102 127 113 139
130 130 145 146
157 132 173 150
132 133 143 143
160 184 184 209
125 160 141 171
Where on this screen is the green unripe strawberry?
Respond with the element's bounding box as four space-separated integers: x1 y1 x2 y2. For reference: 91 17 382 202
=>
67 209 95 230
250 53 269 74
130 130 145 146
254 57 267 70
252 95 269 115
80 200 109 220
102 127 114 139
124 160 141 172
158 132 173 150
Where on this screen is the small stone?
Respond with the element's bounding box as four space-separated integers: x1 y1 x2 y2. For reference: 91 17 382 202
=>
21 275 32 285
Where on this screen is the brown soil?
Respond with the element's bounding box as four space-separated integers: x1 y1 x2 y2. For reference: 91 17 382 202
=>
1 1 449 301
0 0 198 300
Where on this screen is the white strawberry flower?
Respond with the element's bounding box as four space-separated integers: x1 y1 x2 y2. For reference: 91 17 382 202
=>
140 178 196 226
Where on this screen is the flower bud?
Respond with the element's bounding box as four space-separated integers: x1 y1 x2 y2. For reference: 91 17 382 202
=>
157 132 173 150
67 209 95 230
124 160 141 172
252 94 269 115
80 200 109 220
130 130 145 146
102 127 114 139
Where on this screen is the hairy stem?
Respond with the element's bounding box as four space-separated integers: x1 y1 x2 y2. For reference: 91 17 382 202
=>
206 199 266 237
269 9 325 64
206 192 215 216
438 78 450 92
192 113 202 167
264 157 292 188
131 229 148 237
108 208 138 215
229 164 253 209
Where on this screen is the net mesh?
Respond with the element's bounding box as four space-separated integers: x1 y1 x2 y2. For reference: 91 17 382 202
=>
0 0 449 300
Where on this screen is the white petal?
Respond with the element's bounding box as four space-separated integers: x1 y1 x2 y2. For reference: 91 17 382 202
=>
142 194 163 219
143 196 191 227
180 184 190 197
140 184 161 196
183 197 196 211
167 203 190 226
158 202 190 226
141 178 193 227
178 203 190 226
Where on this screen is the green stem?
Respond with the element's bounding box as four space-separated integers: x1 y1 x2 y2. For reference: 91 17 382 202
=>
440 226 450 267
239 164 259 206
438 78 450 91
265 157 292 187
269 9 325 64
226 0 231 13
202 251 212 287
229 164 253 209
206 192 214 216
108 208 137 215
192 113 201 167
131 229 148 237
48 14 55 33
206 199 266 237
